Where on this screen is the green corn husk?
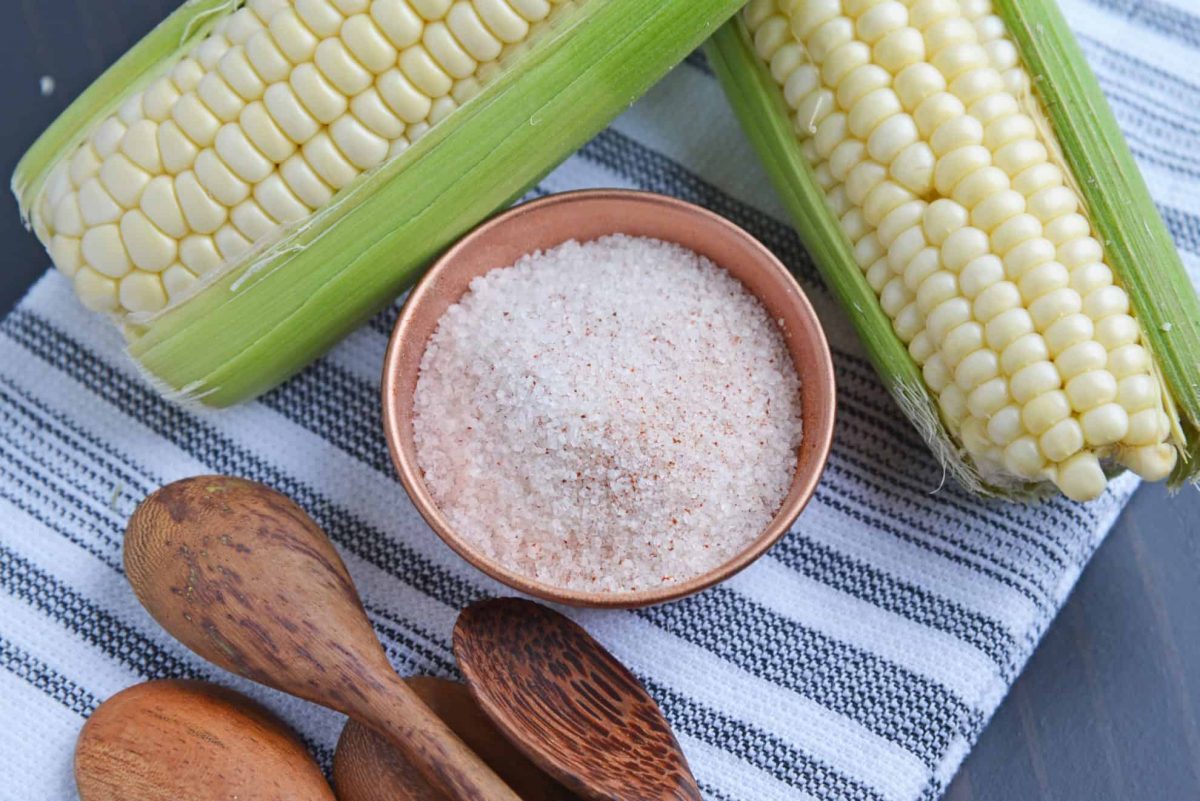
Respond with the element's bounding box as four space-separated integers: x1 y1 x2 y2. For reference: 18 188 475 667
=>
707 3 1200 496
14 0 745 407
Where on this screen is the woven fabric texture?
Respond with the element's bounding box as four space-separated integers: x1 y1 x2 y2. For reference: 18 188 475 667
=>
1 0 1197 798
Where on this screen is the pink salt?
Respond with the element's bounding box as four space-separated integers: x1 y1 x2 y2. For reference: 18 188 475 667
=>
413 235 803 592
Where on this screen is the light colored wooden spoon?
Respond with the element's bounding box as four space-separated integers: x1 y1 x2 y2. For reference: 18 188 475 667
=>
454 597 704 801
75 679 333 801
123 475 522 801
334 676 579 801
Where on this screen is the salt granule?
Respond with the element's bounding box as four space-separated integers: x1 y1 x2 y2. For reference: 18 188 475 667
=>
413 235 804 592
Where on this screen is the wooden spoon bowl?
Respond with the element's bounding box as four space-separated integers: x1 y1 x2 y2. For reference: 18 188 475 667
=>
124 476 522 801
334 677 579 801
75 680 332 801
454 597 702 801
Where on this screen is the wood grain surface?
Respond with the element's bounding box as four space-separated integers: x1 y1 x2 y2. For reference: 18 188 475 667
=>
334 677 579 801
74 679 334 801
0 3 1196 800
454 598 703 801
124 475 525 801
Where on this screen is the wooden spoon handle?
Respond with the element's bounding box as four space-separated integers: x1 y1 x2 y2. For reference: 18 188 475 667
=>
355 672 523 801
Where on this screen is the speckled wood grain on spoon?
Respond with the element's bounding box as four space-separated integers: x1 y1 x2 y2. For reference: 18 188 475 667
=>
334 677 580 801
123 475 523 801
454 597 703 801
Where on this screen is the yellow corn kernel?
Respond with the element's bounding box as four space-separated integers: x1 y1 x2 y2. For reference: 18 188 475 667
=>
11 0 821 412
740 0 1181 498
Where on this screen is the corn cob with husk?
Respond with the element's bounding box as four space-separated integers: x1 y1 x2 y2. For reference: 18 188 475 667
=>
707 0 1200 501
13 0 745 406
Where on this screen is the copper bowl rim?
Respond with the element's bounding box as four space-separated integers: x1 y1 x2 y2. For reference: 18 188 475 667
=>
381 189 836 609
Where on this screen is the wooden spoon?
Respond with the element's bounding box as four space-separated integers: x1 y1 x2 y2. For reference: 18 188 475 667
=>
334 676 580 801
454 598 703 801
123 475 522 801
75 679 333 801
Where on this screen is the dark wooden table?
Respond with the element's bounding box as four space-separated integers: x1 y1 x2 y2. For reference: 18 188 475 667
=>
2 3 1197 799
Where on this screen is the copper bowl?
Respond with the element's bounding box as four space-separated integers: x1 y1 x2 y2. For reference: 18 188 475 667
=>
381 189 836 608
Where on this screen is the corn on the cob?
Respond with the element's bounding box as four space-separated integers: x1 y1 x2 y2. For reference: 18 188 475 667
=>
709 0 1200 500
15 0 745 405
30 0 537 315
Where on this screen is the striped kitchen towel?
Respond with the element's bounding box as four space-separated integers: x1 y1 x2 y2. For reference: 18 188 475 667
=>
2 0 1197 799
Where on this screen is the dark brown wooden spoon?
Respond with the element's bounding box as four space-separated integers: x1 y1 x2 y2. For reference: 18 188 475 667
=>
334 676 580 801
123 475 522 801
454 598 703 801
75 680 333 801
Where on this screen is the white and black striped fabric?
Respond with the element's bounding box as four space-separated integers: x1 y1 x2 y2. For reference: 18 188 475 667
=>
2 1 1197 798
